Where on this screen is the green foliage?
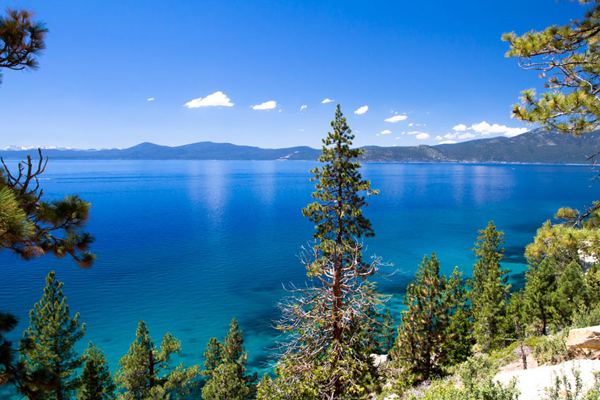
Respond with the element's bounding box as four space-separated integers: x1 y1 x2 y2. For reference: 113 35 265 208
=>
302 104 378 263
78 342 115 400
270 105 385 399
533 330 571 366
469 221 510 352
543 366 600 400
201 318 256 400
20 271 86 400
201 338 221 377
503 1 600 134
202 363 251 400
524 259 559 335
555 261 591 326
571 305 600 329
404 356 519 400
391 254 469 383
115 320 199 400
0 152 95 268
0 186 34 249
0 8 47 85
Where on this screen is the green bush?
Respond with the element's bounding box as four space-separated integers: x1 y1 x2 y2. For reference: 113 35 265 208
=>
403 356 520 400
533 330 570 365
543 368 600 400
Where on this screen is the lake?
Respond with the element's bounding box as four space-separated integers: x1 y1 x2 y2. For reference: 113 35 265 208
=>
1 160 598 392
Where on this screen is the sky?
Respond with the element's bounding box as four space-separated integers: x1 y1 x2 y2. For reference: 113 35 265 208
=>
0 0 590 150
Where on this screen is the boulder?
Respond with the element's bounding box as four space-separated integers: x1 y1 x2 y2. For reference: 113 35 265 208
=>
566 326 600 349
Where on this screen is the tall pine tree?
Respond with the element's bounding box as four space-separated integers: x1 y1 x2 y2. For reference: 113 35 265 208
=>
469 221 511 352
202 318 256 400
115 320 199 400
266 105 384 399
77 342 115 400
20 271 86 400
391 253 466 383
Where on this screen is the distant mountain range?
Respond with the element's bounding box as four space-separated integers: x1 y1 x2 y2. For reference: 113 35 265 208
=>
2 128 600 164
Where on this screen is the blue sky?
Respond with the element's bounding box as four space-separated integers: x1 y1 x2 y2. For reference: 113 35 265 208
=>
0 0 588 149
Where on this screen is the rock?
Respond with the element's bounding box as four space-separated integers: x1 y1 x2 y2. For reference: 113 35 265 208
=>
370 353 388 367
566 326 600 349
496 360 600 400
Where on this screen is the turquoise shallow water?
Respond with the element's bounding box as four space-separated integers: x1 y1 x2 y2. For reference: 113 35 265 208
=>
1 160 598 395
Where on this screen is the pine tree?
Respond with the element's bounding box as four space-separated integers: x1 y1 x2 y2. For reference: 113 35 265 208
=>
468 221 511 352
391 253 464 383
20 271 86 400
77 342 115 400
202 318 256 400
201 338 222 377
555 260 590 326
523 258 559 335
0 8 47 86
115 320 199 400
270 105 384 399
503 0 600 135
202 363 250 400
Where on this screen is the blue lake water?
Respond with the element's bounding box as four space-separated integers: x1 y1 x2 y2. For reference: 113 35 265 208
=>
1 160 598 394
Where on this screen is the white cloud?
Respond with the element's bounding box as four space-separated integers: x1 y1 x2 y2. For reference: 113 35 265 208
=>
380 130 392 135
452 124 467 131
470 121 528 137
444 132 458 139
184 91 234 108
407 131 427 135
147 98 155 102
435 135 443 141
458 132 476 140
300 105 307 111
322 98 334 104
504 127 529 137
385 115 408 123
354 105 368 115
252 100 277 110
416 133 430 140
439 140 457 144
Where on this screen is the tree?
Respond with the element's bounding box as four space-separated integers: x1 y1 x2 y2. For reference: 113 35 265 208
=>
201 338 221 378
523 259 559 335
78 342 115 400
0 151 96 268
202 318 256 400
114 320 199 400
0 8 47 86
268 105 384 399
391 253 466 383
20 271 86 400
503 0 600 135
468 221 511 352
202 363 250 400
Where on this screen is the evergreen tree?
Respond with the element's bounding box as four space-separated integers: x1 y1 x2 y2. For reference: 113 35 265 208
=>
202 363 250 400
523 258 559 335
376 308 395 354
202 318 256 400
391 253 464 383
201 338 221 377
503 0 600 134
555 260 590 326
115 320 199 400
270 105 384 399
0 8 47 86
468 221 510 352
77 342 115 400
20 271 86 400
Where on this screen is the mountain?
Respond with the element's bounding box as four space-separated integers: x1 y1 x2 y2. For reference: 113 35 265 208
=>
2 128 599 164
